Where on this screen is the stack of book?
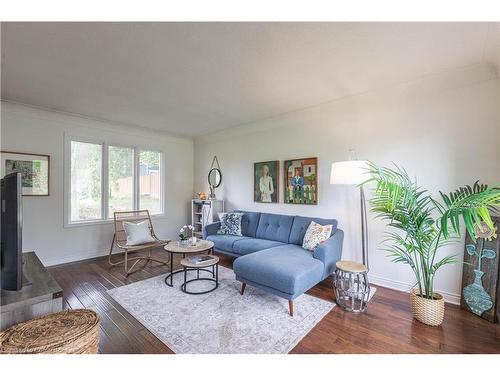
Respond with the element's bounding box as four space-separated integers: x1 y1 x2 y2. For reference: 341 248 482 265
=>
188 255 213 265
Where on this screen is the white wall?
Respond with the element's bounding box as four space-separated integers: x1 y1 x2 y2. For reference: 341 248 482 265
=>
194 64 500 304
1 101 194 266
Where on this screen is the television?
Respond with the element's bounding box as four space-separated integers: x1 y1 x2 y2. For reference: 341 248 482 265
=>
1 172 24 291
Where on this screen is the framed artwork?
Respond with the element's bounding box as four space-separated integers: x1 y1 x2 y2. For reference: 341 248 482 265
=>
1 151 50 196
254 161 279 203
460 218 500 323
284 157 317 205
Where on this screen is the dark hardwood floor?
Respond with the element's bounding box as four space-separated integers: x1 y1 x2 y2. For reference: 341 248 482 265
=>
48 248 500 354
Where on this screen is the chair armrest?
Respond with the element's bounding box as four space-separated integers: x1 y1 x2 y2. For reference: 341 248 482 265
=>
313 229 344 277
203 222 221 238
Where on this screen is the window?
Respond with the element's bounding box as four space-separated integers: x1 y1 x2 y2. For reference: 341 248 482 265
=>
67 138 164 224
70 141 103 221
108 146 134 217
139 150 162 215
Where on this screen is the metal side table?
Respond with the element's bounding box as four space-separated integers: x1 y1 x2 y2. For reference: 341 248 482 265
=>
333 260 371 313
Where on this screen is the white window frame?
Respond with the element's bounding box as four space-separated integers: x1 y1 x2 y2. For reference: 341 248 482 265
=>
64 133 166 227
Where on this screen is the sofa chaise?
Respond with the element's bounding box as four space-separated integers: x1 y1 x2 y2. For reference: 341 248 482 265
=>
203 211 344 316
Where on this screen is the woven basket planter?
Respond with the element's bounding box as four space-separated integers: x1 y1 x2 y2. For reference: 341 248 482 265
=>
0 309 100 354
410 288 445 326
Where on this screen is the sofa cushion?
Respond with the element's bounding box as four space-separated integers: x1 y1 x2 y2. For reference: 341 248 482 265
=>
233 244 324 295
234 210 261 238
217 212 244 236
302 221 333 251
255 213 294 243
232 238 284 256
288 216 338 245
206 234 246 252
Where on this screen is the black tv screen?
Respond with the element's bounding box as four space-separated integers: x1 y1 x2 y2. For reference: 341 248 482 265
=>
1 172 23 291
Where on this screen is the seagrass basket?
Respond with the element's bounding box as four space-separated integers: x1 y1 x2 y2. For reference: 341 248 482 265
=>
0 309 100 354
410 288 445 326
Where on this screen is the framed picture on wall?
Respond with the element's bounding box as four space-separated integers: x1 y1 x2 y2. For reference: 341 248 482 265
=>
0 151 50 196
254 160 279 203
284 157 317 205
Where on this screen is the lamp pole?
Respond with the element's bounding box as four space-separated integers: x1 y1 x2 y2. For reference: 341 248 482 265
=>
360 185 368 267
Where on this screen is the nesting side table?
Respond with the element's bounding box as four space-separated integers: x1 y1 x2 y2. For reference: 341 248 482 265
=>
333 260 371 313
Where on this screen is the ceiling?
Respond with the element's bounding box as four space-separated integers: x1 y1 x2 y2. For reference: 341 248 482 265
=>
1 22 498 138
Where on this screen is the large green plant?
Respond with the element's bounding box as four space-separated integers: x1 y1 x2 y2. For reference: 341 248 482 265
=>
363 162 500 299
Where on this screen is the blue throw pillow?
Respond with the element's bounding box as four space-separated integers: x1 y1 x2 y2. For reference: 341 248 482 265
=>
217 212 244 236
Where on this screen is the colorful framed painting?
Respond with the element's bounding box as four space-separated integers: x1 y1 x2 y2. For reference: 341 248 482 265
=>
284 157 317 205
1 151 50 196
254 161 279 203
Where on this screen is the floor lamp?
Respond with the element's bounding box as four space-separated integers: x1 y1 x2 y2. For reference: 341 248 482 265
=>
330 160 369 267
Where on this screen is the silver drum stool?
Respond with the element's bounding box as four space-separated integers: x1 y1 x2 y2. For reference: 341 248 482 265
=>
333 260 371 313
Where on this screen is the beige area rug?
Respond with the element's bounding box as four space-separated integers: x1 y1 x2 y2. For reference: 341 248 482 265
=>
107 266 335 354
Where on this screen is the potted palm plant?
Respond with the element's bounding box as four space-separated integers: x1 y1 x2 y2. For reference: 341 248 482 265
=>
363 163 500 326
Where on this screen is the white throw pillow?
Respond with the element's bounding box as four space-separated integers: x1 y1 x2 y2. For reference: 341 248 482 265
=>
302 221 333 251
123 220 155 246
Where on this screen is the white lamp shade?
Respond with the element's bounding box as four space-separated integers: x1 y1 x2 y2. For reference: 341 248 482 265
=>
330 160 368 185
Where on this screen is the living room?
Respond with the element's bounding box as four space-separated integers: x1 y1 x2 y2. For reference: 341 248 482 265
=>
1 1 500 371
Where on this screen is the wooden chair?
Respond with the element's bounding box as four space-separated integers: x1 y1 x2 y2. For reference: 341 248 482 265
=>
108 210 170 275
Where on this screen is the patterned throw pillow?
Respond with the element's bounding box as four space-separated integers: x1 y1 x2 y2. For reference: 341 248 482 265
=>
302 221 333 251
217 212 244 236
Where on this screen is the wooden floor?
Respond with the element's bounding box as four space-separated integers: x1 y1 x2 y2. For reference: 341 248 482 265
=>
48 248 500 354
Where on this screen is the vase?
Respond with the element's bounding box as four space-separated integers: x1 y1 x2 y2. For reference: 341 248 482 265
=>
410 289 445 326
462 270 493 316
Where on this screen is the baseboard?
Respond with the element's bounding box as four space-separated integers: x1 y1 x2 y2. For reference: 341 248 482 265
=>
39 248 119 267
369 273 461 305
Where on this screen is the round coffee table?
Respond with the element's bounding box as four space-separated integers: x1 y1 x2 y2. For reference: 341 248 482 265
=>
163 239 214 287
180 255 219 295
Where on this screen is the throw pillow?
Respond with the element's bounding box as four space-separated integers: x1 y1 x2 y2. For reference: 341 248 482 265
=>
123 220 155 246
302 221 333 251
217 212 244 236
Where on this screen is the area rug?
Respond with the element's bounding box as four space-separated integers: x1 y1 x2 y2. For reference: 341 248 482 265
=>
107 266 335 354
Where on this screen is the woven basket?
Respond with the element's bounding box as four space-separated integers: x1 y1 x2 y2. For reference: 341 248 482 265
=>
410 288 445 326
0 309 100 354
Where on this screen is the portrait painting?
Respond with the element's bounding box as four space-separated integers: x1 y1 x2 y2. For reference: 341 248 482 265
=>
254 161 279 203
284 157 317 205
1 151 50 196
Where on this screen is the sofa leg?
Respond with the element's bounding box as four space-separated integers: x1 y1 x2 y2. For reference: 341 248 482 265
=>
289 300 294 317
240 283 246 295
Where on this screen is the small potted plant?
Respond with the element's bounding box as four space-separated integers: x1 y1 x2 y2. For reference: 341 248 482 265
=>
363 163 500 326
179 225 196 246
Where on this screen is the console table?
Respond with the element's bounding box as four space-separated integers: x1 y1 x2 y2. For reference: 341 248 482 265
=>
1 252 63 331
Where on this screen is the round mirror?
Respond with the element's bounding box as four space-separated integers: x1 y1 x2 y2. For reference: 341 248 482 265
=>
208 168 222 188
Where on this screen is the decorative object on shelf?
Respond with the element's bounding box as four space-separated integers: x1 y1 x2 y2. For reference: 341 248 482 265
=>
461 217 500 323
284 157 317 205
197 191 208 200
362 162 500 326
333 260 371 313
330 157 369 266
208 155 222 199
179 224 197 245
191 199 224 238
0 309 100 354
0 151 49 196
254 160 279 203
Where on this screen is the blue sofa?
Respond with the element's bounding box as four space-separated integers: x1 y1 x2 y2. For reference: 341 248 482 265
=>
203 211 344 316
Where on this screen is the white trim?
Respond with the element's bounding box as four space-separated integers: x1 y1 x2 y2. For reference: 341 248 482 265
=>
369 273 461 305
